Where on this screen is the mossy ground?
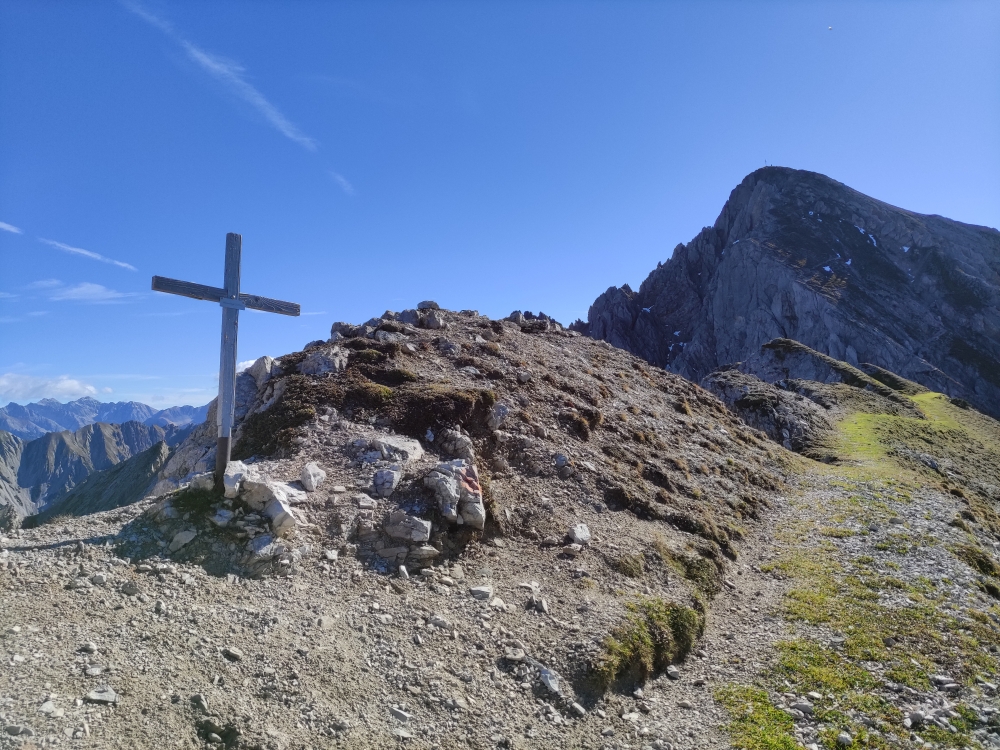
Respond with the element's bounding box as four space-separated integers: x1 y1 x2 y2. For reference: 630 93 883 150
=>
594 596 704 689
719 389 1000 749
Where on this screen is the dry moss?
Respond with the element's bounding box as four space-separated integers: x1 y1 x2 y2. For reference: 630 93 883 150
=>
612 553 646 578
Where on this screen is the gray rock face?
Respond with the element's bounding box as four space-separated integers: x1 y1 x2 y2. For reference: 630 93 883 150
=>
582 166 1000 418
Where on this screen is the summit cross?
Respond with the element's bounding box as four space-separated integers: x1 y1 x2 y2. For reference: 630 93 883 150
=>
151 233 300 486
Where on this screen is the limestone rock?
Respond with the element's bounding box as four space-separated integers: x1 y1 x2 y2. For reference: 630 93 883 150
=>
223 461 249 498
438 429 475 462
300 462 326 492
169 529 197 552
247 355 279 390
264 497 296 537
210 509 234 527
424 460 486 529
189 472 214 491
371 436 424 463
298 347 348 376
425 311 447 330
417 300 440 310
84 686 118 705
384 511 431 542
569 524 591 544
487 403 510 430
373 466 402 498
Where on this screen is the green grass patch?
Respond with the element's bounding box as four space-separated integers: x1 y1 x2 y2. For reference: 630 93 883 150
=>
715 686 798 750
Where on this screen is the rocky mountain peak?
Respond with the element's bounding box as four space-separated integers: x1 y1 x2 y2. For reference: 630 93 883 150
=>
582 166 1000 417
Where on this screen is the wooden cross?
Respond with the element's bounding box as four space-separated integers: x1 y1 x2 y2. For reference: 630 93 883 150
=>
151 233 300 486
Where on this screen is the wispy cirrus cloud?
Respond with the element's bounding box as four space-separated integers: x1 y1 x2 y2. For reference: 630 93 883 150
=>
329 172 355 195
0 372 98 402
0 221 23 234
50 282 136 303
39 238 137 271
27 279 62 290
122 1 317 152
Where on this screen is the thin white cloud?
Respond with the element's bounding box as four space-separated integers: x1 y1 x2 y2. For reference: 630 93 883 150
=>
50 283 135 303
39 238 137 271
301 311 327 316
0 373 98 402
123 2 317 151
0 317 19 324
330 172 355 195
0 292 16 299
236 360 255 373
0 221 22 234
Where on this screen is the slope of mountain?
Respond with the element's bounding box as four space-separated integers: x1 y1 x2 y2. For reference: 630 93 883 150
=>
26 441 170 526
580 166 1000 418
5 305 1000 749
0 397 209 440
0 420 175 520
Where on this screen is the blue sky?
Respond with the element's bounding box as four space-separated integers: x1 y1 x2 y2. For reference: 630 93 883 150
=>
1 1 998 408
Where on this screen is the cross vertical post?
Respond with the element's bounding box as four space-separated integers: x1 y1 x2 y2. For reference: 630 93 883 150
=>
216 233 245 486
151 232 299 492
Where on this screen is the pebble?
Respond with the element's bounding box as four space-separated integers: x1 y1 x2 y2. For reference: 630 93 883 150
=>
85 686 118 705
666 665 680 680
470 585 493 600
389 707 412 722
836 731 853 747
121 581 140 596
222 646 244 662
678 700 693 710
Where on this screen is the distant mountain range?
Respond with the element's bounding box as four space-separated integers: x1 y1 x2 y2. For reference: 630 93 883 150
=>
0 397 209 441
0 420 190 524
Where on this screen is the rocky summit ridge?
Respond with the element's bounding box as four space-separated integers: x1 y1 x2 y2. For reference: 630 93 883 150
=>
4 299 1000 750
580 166 1000 419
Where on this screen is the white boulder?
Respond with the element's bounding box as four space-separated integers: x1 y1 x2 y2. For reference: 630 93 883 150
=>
264 497 296 537
569 523 591 544
373 466 403 498
300 462 326 492
223 461 249 499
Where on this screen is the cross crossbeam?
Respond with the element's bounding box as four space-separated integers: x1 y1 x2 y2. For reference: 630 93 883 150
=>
152 233 300 486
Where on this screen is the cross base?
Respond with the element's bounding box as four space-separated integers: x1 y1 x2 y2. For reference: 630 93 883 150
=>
216 436 232 488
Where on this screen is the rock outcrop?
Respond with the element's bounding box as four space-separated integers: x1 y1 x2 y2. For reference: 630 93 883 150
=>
581 166 1000 418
